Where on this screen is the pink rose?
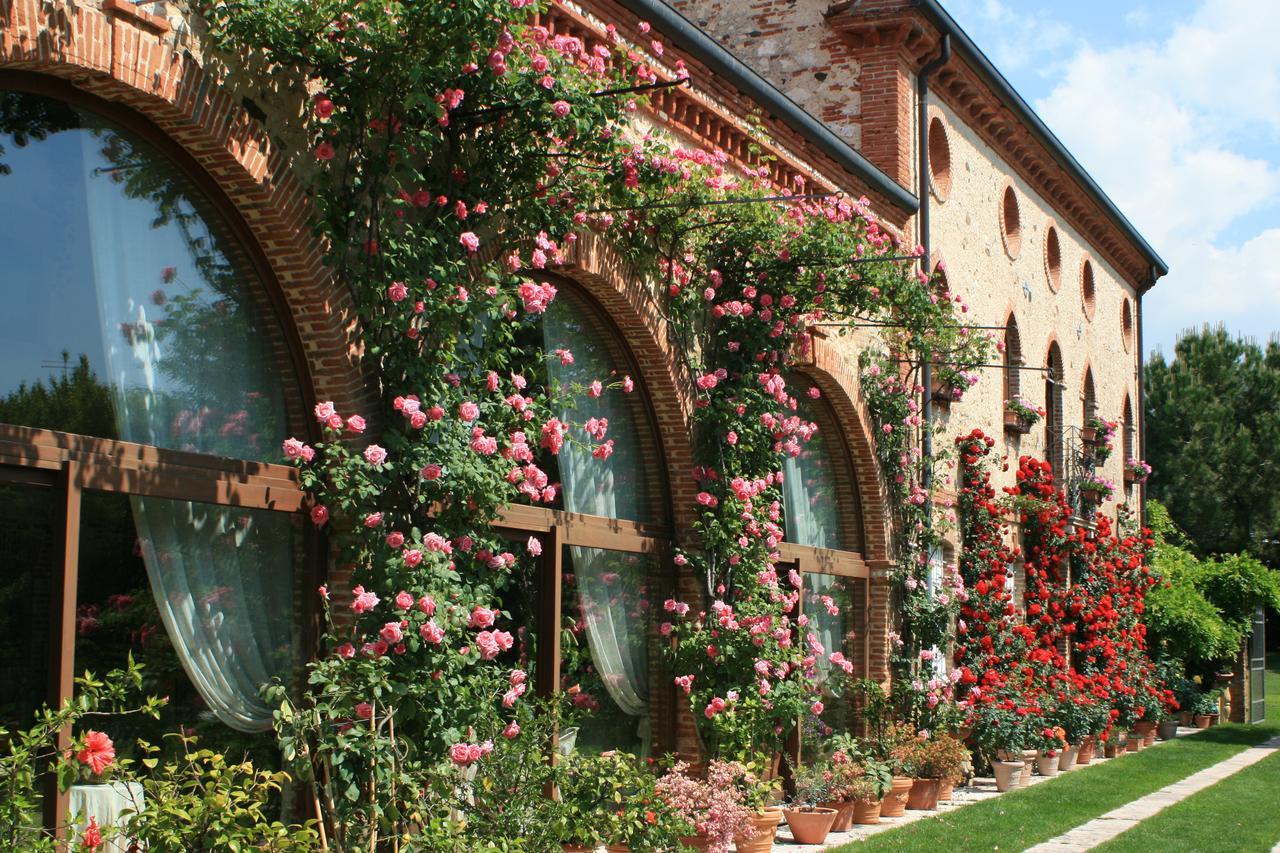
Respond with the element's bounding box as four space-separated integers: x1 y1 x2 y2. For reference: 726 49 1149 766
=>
387 281 409 302
418 595 437 615
351 585 380 614
421 463 443 480
503 721 520 738
420 620 445 644
336 643 356 659
314 402 336 422
394 591 414 610
526 536 542 556
469 607 496 629
551 100 571 117
363 444 388 465
380 622 404 644
450 743 474 766
315 141 335 161
386 531 405 549
310 505 330 527
364 512 383 528
282 437 311 460
355 702 373 720
810 700 824 716
314 97 335 119
458 401 480 421
459 232 480 253
403 549 423 567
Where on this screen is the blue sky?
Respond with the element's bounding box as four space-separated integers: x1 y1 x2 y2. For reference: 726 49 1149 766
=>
940 0 1280 359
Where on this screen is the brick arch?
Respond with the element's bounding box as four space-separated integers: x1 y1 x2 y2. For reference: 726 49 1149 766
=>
792 332 891 565
1 1 368 419
551 231 699 535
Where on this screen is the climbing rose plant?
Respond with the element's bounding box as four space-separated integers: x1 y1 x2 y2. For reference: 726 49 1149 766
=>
204 0 991 844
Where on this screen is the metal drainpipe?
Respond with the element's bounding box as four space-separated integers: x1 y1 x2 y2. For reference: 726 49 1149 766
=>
918 34 951 494
1137 267 1155 529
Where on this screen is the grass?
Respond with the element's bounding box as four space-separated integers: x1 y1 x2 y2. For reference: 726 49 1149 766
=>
1095 747 1280 853
831 655 1280 852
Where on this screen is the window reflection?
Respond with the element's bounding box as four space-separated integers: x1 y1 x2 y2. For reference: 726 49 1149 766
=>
0 89 291 459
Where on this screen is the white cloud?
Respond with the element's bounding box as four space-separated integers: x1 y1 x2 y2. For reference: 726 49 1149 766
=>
1029 0 1280 353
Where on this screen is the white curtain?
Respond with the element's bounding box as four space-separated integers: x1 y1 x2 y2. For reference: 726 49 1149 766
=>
782 396 843 551
80 129 294 732
544 292 650 751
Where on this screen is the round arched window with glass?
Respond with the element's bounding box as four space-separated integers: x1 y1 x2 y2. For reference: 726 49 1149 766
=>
0 83 310 821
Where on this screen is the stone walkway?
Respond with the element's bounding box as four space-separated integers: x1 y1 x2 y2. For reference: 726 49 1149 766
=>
1023 735 1280 852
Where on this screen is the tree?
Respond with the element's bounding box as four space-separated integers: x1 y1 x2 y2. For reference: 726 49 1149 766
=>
1144 326 1280 559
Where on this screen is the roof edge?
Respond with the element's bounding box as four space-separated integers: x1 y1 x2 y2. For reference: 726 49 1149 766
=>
915 0 1167 285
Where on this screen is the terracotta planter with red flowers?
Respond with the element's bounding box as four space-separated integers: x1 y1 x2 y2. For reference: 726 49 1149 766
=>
880 777 913 817
852 798 882 825
906 778 943 811
1035 751 1060 777
783 807 837 845
819 799 856 832
1078 735 1096 765
734 807 783 853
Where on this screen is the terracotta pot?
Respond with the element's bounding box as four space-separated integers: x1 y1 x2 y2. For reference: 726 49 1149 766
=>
852 798 882 825
992 760 1023 792
939 778 955 801
1104 742 1120 758
1194 714 1217 729
605 846 630 853
1078 735 1096 765
1180 711 1193 727
561 846 594 853
1134 721 1156 746
819 799 856 833
1125 732 1142 752
1018 751 1035 786
678 835 712 851
734 807 783 853
1004 410 1033 435
783 807 837 845
1080 488 1103 505
1158 720 1179 741
881 776 914 817
906 778 943 811
1058 744 1080 771
1036 751 1060 777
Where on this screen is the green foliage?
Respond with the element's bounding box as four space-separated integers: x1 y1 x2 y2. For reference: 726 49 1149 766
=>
1145 327 1280 558
123 737 318 851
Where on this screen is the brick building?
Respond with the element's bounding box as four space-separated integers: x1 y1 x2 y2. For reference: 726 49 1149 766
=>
0 0 1164 813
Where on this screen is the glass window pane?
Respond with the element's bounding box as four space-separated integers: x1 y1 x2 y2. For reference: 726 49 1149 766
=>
783 391 848 550
74 490 301 746
0 90 293 460
542 288 659 524
802 573 863 751
560 545 654 755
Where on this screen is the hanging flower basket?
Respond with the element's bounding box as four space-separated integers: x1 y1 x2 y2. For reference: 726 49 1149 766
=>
931 378 964 404
1004 410 1032 436
1079 488 1104 506
1081 426 1098 445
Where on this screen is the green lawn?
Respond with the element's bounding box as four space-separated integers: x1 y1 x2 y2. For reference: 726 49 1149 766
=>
832 656 1280 852
1095 748 1280 853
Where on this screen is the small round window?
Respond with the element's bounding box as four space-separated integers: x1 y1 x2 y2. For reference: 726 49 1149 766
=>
928 116 952 200
1081 259 1097 320
1001 184 1022 259
1045 224 1062 292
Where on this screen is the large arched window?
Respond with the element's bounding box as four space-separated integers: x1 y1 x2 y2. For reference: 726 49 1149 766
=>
779 377 868 752
1045 343 1065 474
494 281 670 756
0 84 310 823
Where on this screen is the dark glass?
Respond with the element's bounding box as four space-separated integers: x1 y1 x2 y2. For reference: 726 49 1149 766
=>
801 572 862 753
0 89 291 460
0 481 56 729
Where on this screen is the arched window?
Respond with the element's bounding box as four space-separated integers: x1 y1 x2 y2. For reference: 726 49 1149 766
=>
780 378 868 751
1122 393 1136 483
1003 314 1023 412
0 84 309 824
495 281 670 756
1082 368 1097 427
1045 343 1065 475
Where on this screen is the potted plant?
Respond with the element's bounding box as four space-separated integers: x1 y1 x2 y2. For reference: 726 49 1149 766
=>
724 757 783 853
1193 690 1221 728
814 749 862 832
1030 719 1067 777
871 723 917 816
782 765 838 845
654 761 757 853
1004 396 1044 435
970 702 1029 792
1088 417 1117 462
1077 472 1115 506
895 734 968 811
1124 458 1152 486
